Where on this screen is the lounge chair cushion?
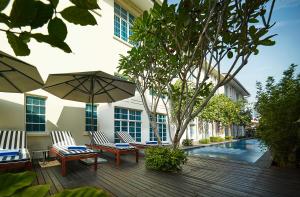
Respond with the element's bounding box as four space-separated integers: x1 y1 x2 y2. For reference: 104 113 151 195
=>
0 149 20 156
116 132 135 143
50 131 97 156
88 131 135 150
0 148 30 163
54 145 96 156
67 145 87 150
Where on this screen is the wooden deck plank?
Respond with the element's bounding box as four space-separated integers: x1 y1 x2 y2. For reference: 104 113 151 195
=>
31 155 300 197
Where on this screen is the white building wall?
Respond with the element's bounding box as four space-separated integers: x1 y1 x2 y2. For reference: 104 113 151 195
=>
0 0 170 151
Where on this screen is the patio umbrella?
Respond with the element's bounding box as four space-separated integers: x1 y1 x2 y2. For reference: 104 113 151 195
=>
43 70 136 144
0 50 44 92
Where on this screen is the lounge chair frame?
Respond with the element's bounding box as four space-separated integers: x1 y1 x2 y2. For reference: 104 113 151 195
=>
86 131 139 165
50 131 98 176
0 130 32 171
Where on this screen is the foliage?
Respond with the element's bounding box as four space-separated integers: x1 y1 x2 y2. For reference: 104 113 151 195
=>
256 64 300 167
182 139 193 146
0 0 100 56
145 147 187 172
199 138 210 144
119 0 276 148
199 94 239 127
210 136 225 142
225 136 233 141
53 187 109 197
0 171 110 197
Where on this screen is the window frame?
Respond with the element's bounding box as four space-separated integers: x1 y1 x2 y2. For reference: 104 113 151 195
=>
114 107 142 143
149 113 168 142
25 94 47 133
85 103 98 132
114 2 135 44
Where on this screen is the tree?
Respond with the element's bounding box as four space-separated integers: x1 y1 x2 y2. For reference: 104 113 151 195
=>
119 0 276 148
0 0 100 56
199 94 240 136
256 64 300 167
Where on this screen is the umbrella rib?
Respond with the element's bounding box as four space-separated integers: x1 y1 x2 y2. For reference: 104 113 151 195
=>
74 76 89 92
95 87 117 95
94 79 114 95
99 78 135 96
0 61 44 86
0 73 22 92
62 77 90 99
44 76 86 88
95 79 115 102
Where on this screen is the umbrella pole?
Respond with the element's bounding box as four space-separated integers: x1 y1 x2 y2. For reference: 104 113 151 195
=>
91 95 95 145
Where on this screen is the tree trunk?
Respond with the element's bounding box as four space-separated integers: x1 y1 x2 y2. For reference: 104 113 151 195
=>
150 119 162 145
172 128 181 149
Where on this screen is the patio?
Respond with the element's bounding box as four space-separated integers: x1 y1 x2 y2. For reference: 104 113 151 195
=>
32 154 300 197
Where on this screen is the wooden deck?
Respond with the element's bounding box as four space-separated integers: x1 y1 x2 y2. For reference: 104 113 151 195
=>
32 154 300 197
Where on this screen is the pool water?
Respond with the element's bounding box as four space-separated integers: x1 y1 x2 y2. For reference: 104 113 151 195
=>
185 139 267 163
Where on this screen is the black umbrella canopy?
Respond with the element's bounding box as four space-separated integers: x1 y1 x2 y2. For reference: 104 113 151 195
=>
0 50 44 93
43 71 136 103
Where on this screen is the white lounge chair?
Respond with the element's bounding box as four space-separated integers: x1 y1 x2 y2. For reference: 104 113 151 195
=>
50 130 98 176
86 130 139 165
0 130 31 171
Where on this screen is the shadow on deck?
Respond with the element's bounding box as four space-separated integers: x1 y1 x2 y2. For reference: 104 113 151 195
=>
33 154 300 197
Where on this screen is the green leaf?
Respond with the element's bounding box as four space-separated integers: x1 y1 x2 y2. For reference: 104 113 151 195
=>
70 0 100 9
0 171 35 197
249 18 259 23
0 0 9 11
31 33 72 53
49 0 59 8
259 39 275 46
61 6 97 26
10 0 36 27
12 185 50 197
7 32 30 56
19 32 31 43
227 51 233 59
0 13 10 26
53 186 109 197
30 1 54 29
48 17 67 41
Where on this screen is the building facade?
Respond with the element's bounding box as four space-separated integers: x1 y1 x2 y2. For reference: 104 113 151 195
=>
181 77 250 143
0 0 248 151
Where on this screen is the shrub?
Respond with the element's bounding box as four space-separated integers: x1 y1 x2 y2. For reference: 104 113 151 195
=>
256 65 300 167
182 139 193 146
199 138 210 144
0 171 110 197
145 147 187 172
210 136 225 142
225 136 233 141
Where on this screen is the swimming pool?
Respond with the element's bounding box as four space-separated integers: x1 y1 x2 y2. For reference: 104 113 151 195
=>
185 139 267 163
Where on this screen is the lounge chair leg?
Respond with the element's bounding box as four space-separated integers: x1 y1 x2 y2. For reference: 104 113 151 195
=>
25 161 32 170
136 150 139 163
116 152 120 166
94 156 97 171
61 158 67 176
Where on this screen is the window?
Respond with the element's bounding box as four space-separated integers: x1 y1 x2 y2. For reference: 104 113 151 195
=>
114 107 141 143
114 3 135 44
26 96 46 132
149 114 167 141
86 104 98 131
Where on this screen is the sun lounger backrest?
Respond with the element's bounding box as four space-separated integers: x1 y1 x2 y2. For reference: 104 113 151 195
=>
88 131 110 144
51 131 76 146
117 132 136 143
0 130 26 149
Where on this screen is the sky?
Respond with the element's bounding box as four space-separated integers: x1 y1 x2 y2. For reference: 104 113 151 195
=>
168 0 300 103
